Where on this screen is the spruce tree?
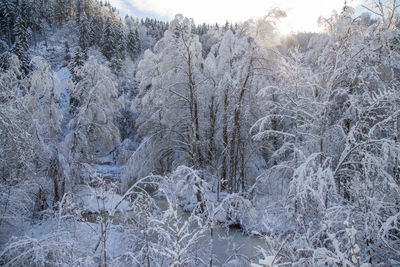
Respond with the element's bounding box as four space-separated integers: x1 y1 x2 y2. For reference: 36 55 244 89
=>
113 20 125 56
64 41 70 61
53 0 70 25
0 0 17 46
110 20 125 72
89 15 103 46
133 29 141 55
126 28 141 60
110 51 123 73
69 47 84 83
75 0 83 23
78 12 90 60
13 14 30 75
100 18 114 60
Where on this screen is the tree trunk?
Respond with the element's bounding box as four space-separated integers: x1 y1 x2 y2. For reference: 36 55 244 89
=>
208 97 217 166
185 37 203 171
221 90 229 191
240 143 245 192
271 92 278 165
228 60 252 193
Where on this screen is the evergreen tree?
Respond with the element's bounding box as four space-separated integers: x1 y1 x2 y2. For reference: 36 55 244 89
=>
113 20 125 58
0 0 17 46
64 41 71 61
78 12 90 59
110 51 123 73
100 17 114 60
75 0 82 24
13 14 30 75
69 47 84 83
89 15 103 46
53 0 71 25
109 20 125 72
82 0 95 19
38 0 54 26
126 28 141 60
19 0 39 43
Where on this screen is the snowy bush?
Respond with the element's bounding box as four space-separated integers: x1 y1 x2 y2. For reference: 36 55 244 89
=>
149 199 206 267
287 154 337 222
0 181 36 228
167 165 210 212
0 232 75 267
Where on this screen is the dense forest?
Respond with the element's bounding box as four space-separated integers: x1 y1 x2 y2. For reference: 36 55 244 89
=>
0 0 399 266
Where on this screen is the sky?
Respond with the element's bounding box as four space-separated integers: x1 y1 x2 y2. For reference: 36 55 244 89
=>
109 0 363 34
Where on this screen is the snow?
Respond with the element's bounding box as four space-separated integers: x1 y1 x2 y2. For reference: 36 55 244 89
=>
259 256 276 266
73 185 131 213
25 217 133 261
1 1 400 266
91 164 123 181
56 67 72 135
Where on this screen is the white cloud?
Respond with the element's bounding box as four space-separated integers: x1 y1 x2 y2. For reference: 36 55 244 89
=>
110 0 361 33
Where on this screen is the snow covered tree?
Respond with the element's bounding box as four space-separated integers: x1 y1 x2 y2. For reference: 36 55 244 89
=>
251 8 286 46
66 56 122 181
0 55 33 181
0 55 67 235
89 13 103 46
100 17 114 61
78 12 90 60
25 57 63 143
0 0 17 47
126 28 141 60
109 20 126 72
251 48 329 206
361 0 399 30
0 56 63 181
69 47 85 83
13 14 30 75
251 4 400 265
149 199 205 266
26 57 67 203
205 29 265 194
53 0 71 25
133 15 206 175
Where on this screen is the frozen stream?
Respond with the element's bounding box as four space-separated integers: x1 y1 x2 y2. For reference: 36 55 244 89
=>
154 198 266 266
89 160 266 265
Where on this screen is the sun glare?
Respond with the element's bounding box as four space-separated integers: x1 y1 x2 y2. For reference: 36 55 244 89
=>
111 0 360 33
277 18 294 35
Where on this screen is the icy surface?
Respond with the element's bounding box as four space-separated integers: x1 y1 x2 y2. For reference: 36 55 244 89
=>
74 184 131 213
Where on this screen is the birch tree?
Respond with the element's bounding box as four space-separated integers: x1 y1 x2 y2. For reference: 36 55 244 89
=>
132 15 205 174
66 56 122 181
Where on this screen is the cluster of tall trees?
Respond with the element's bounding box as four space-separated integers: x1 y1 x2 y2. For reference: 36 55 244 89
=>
0 0 399 265
127 3 400 264
130 16 266 195
129 2 400 195
0 0 168 75
0 0 170 200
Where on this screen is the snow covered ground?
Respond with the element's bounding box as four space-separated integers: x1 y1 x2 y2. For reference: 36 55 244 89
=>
73 184 131 213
